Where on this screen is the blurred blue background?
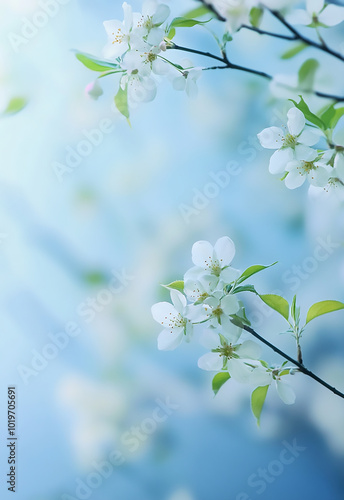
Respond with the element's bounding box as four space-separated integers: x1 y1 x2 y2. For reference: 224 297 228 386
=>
1 1 344 499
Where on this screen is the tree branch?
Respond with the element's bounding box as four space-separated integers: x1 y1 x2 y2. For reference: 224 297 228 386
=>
240 323 344 399
169 43 344 101
241 24 297 41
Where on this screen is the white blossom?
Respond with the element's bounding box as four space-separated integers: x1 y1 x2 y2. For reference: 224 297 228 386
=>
257 107 320 174
287 0 344 27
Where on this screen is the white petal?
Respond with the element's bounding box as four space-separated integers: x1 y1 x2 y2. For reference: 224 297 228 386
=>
307 166 330 187
170 289 187 313
306 0 324 15
269 148 294 174
285 169 306 189
191 240 214 268
228 359 253 384
184 266 205 283
257 127 284 149
152 58 169 75
318 5 344 27
102 40 127 60
157 328 183 351
172 76 186 92
276 380 296 405
147 27 165 45
142 0 157 17
186 78 199 100
198 352 223 371
294 144 317 161
152 4 170 24
236 340 261 359
286 9 312 25
220 315 242 342
199 329 221 350
287 107 305 136
186 303 211 323
221 295 240 316
252 368 272 387
213 236 235 267
298 128 320 146
285 159 302 172
334 153 344 179
122 2 133 30
220 267 241 283
151 302 178 326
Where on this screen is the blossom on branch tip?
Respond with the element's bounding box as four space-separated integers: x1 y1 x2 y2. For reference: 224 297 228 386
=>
287 0 344 27
257 107 320 174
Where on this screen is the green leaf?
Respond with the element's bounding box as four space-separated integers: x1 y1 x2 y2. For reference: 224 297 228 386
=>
170 17 210 28
84 272 107 285
232 284 258 295
212 372 230 395
181 6 213 19
162 280 184 292
167 27 176 39
298 58 319 90
249 7 264 28
114 85 130 123
320 103 344 130
75 51 120 72
306 300 344 324
290 96 325 130
290 295 300 324
281 42 308 60
237 263 277 284
260 294 289 322
251 385 269 426
4 97 27 115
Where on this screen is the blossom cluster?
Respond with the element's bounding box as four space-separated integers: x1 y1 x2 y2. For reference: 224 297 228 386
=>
257 103 344 196
151 237 296 417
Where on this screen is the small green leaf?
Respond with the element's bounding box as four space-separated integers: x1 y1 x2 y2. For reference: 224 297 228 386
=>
249 6 264 28
170 17 210 28
290 96 325 130
4 97 27 115
212 372 230 395
114 85 130 123
320 104 344 130
232 284 258 295
298 58 319 90
306 300 344 324
75 51 120 72
237 263 277 284
167 27 176 39
251 385 269 426
162 280 184 292
281 42 308 60
260 294 289 322
181 6 213 19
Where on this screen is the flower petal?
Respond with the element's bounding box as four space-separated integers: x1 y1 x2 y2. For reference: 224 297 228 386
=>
306 0 324 15
236 340 261 359
200 329 221 350
276 380 296 405
198 352 222 371
269 148 294 174
287 107 305 136
213 237 235 268
298 128 320 146
152 4 170 25
221 295 240 315
220 315 242 342
228 358 253 384
294 144 317 161
319 5 344 27
307 166 330 187
257 127 284 149
285 169 306 189
191 240 214 268
220 267 241 283
151 302 178 326
157 328 183 351
170 289 187 313
286 9 312 25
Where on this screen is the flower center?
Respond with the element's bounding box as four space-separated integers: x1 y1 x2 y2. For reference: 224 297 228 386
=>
212 306 223 318
283 133 297 149
112 28 126 45
300 161 315 174
213 343 234 358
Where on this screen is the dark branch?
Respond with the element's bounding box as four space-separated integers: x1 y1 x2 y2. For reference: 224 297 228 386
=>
169 43 344 101
241 323 344 399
